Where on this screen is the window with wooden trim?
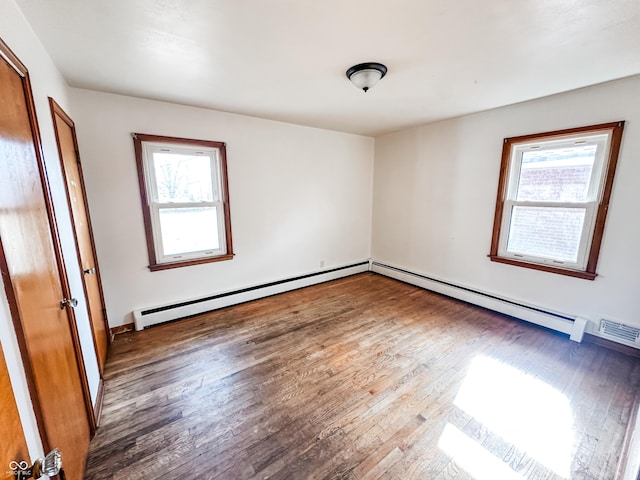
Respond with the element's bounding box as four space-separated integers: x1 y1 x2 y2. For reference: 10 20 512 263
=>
133 133 233 271
489 122 624 280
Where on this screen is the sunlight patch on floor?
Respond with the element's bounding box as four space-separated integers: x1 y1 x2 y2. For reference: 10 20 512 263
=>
438 423 526 480
441 355 574 479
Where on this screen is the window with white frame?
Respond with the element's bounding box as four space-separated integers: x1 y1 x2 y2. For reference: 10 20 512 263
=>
489 122 624 280
133 133 233 271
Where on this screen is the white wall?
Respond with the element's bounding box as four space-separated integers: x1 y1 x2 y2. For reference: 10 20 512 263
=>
69 89 374 328
372 75 640 330
0 0 101 460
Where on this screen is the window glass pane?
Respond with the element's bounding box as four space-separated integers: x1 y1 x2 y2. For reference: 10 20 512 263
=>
506 206 586 263
153 152 214 203
516 145 596 202
159 207 220 255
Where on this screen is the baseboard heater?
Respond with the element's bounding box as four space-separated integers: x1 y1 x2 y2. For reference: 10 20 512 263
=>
132 261 370 330
370 261 591 342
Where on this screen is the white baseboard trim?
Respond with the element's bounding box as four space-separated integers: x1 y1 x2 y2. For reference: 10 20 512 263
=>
371 261 578 338
132 261 370 330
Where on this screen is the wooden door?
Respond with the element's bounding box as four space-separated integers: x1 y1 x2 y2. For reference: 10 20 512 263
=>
0 39 92 480
50 98 109 375
0 342 29 480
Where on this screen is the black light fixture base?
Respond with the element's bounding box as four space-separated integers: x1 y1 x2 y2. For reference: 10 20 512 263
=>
345 62 388 80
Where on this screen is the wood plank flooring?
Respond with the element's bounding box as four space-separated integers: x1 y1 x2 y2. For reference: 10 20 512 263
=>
84 273 640 479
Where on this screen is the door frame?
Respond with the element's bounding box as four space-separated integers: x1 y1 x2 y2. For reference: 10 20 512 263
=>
0 341 30 480
0 37 96 451
49 97 110 377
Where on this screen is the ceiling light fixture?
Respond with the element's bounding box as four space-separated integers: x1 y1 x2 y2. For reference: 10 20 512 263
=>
346 62 387 92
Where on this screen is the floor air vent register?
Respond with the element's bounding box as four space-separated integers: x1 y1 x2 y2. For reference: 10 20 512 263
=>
599 319 640 346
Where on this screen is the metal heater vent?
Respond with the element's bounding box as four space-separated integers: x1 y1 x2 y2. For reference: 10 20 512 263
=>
599 319 640 345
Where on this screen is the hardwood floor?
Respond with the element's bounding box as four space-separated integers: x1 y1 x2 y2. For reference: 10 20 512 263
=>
84 273 640 479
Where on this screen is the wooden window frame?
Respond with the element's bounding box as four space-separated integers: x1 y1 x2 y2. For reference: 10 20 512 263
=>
133 133 234 271
489 122 625 280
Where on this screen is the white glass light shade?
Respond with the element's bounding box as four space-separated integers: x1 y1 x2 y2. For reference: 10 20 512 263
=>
350 69 382 91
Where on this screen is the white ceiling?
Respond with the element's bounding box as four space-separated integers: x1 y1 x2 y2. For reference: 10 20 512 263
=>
15 0 640 136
